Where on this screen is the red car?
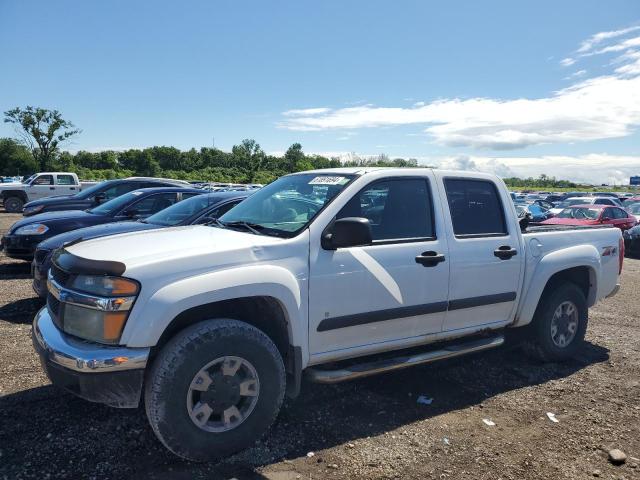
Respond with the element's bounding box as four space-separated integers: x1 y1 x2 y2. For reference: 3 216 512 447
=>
541 204 637 231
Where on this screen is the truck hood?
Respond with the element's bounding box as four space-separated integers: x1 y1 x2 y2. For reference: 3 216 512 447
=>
0 181 24 189
65 225 286 275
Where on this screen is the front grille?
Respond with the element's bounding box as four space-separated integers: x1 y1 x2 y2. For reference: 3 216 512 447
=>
50 263 71 286
34 248 51 265
47 293 63 330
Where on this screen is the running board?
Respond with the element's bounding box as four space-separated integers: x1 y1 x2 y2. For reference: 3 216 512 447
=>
306 334 504 384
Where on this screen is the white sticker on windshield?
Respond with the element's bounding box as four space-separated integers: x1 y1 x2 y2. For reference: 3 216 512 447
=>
309 176 347 185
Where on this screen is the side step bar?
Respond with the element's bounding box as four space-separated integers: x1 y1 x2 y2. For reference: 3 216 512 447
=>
306 334 504 384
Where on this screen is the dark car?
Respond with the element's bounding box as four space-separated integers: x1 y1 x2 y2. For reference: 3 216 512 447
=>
21 177 191 216
31 191 251 297
1 187 202 261
623 224 640 257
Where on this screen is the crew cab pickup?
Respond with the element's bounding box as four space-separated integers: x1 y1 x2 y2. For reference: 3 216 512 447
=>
32 168 622 462
0 172 84 213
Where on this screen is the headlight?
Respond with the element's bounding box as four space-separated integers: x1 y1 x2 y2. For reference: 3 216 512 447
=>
58 275 139 344
14 224 49 235
63 304 130 344
70 275 139 296
24 204 44 214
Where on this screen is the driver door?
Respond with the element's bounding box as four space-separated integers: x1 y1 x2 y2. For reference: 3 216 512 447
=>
308 175 450 362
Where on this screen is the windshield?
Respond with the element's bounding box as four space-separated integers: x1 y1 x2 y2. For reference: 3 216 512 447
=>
88 190 143 215
75 180 112 199
218 173 356 237
145 194 209 226
557 207 601 220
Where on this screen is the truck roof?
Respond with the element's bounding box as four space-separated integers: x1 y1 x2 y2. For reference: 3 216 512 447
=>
295 166 501 181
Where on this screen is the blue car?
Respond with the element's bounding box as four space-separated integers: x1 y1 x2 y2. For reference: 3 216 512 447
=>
1 187 203 261
31 190 251 297
515 203 552 222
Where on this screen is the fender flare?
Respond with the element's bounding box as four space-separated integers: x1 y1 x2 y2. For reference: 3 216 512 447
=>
1 189 27 202
122 264 306 357
513 244 601 327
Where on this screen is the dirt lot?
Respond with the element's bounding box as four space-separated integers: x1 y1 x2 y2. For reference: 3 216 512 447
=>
0 211 639 480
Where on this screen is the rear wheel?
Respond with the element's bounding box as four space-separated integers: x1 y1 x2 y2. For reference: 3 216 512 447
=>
527 282 588 362
4 196 24 213
145 319 286 462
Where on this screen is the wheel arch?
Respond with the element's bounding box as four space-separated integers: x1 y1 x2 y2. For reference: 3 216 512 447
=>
1 189 28 202
513 245 600 327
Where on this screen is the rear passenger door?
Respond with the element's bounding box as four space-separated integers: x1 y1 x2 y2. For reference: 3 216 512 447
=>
119 192 179 219
438 176 524 333
55 174 78 195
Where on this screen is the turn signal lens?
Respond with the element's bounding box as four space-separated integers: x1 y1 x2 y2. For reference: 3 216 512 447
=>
103 312 129 342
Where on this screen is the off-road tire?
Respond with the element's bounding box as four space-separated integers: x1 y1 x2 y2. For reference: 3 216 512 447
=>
144 319 286 462
3 196 24 213
526 282 588 362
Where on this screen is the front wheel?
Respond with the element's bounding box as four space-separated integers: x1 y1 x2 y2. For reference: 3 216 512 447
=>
3 196 24 213
527 282 588 362
145 319 286 462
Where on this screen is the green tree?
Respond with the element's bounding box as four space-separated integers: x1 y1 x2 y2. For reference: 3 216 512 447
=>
0 137 38 175
4 106 81 171
232 139 265 182
284 143 304 171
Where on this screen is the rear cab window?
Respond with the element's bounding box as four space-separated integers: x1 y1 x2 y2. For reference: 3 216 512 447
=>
444 178 507 237
56 174 76 185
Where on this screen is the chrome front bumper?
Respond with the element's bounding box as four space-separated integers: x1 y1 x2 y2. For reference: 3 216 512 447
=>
32 307 149 373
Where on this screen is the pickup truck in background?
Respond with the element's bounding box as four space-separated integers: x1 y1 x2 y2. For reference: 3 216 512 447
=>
32 168 623 462
0 172 85 213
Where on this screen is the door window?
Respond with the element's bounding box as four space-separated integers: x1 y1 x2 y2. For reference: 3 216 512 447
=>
126 193 177 217
444 179 507 237
102 183 137 201
57 175 75 185
32 175 53 185
612 208 628 219
336 179 434 242
595 198 614 206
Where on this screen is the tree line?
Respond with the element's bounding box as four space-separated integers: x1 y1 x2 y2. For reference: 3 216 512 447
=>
0 106 596 188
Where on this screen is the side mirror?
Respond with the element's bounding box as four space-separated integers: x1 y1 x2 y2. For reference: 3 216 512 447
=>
94 193 106 204
322 217 373 250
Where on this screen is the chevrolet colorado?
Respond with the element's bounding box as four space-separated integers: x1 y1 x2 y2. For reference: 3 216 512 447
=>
32 168 622 461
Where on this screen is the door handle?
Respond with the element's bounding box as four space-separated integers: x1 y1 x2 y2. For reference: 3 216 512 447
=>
494 245 518 260
49 187 55 190
415 251 446 267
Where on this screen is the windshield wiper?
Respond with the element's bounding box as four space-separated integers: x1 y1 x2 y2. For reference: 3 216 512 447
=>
220 220 264 235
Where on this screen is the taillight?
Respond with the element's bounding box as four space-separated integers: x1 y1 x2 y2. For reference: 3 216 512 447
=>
619 236 624 274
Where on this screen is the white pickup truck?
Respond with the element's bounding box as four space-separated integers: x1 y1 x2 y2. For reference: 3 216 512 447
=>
0 172 86 213
32 168 622 461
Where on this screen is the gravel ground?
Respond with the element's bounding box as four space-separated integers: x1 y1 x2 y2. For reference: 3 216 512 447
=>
0 211 639 480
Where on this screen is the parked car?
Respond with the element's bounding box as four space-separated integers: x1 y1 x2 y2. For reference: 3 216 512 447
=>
625 202 640 223
31 191 252 297
0 172 88 213
548 196 622 216
0 187 201 260
32 168 622 461
622 196 640 207
515 203 552 222
541 204 636 230
623 224 640 257
531 199 555 210
21 177 191 217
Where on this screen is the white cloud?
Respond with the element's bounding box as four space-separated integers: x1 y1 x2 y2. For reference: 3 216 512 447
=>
282 107 331 117
560 57 576 66
565 69 587 79
577 25 640 53
279 25 640 151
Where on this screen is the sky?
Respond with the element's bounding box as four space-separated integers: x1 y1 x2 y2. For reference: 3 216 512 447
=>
1 0 639 184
